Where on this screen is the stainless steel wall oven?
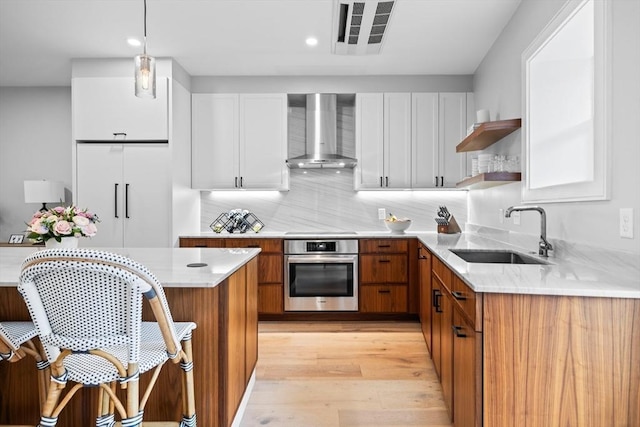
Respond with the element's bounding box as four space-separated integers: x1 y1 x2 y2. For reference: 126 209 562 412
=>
284 239 358 311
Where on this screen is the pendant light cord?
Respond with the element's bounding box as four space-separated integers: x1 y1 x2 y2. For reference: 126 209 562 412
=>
143 0 148 54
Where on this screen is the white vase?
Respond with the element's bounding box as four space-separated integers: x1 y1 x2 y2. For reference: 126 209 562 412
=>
45 237 79 249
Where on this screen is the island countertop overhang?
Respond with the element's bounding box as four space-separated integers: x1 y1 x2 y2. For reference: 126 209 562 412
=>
0 247 261 288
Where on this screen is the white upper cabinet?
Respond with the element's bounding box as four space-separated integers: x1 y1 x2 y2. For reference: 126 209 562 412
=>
191 93 288 190
412 93 440 188
439 93 468 188
355 93 411 189
191 94 240 189
73 77 169 141
412 92 469 188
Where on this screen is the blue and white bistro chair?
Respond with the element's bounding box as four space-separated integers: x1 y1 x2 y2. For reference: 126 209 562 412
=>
0 320 50 408
18 248 197 427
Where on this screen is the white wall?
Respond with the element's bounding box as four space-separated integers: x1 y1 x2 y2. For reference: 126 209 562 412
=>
0 87 72 241
470 0 640 254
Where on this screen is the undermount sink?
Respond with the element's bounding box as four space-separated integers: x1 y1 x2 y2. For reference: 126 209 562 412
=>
450 249 548 265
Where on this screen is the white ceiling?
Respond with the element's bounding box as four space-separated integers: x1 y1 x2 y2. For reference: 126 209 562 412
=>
0 0 521 86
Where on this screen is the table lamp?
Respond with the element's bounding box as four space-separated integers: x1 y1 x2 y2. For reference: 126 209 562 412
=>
24 180 64 212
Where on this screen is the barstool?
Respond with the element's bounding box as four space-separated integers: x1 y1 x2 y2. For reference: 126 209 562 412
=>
18 248 197 427
0 320 50 409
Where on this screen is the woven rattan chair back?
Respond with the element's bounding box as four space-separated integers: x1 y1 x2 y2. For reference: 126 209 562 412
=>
18 248 196 427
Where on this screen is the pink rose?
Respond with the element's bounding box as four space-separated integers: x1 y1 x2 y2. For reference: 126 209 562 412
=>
29 218 48 234
82 223 98 237
53 220 72 236
72 215 90 227
52 206 65 214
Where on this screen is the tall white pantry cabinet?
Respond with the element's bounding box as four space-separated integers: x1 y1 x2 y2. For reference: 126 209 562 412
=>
72 63 198 248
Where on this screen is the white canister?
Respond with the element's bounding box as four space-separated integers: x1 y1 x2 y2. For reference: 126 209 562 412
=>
476 109 490 123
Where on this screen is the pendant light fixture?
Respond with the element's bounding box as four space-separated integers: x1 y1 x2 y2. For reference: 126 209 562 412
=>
134 0 156 98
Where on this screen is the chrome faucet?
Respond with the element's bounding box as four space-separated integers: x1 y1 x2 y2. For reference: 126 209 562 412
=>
505 206 553 257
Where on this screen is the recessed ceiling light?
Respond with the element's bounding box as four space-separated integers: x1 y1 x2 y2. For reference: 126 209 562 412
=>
306 37 318 47
127 38 142 47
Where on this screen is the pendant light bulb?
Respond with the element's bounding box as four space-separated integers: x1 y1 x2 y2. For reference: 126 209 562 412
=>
134 0 156 98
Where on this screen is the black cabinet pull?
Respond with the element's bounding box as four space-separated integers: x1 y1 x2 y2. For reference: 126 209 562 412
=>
113 132 127 139
378 259 391 263
440 176 444 187
378 289 391 294
114 183 119 218
385 176 389 187
125 183 130 219
435 176 439 187
452 325 467 338
433 289 442 313
247 244 260 248
240 176 244 187
380 176 383 187
195 244 207 248
378 244 391 248
235 177 238 188
452 291 467 300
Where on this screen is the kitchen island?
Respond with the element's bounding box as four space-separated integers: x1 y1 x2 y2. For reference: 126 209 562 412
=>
0 246 260 427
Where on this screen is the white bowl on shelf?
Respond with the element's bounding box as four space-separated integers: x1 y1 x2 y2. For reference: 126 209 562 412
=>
384 219 412 233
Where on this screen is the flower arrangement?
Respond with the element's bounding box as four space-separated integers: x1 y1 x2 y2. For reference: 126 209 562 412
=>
26 205 99 243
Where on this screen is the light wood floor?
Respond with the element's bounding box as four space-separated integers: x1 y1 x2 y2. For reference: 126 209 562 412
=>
239 321 452 427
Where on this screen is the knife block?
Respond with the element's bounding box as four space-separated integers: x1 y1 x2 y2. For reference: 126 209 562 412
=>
437 215 462 234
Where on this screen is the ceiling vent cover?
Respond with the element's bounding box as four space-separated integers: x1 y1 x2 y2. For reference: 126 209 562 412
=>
332 0 395 55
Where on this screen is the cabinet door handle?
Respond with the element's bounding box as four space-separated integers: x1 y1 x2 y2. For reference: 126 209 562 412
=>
433 289 442 313
114 183 119 218
247 244 260 248
235 177 238 188
113 132 127 140
385 176 389 187
380 176 383 187
378 259 391 263
378 289 391 294
452 325 467 338
435 176 439 187
195 244 207 248
125 184 130 219
452 291 467 300
378 244 391 248
440 176 444 187
240 176 244 187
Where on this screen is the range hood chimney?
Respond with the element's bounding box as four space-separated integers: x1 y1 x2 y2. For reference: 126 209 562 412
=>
286 94 357 169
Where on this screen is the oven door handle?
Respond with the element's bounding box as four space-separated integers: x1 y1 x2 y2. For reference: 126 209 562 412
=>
285 255 358 263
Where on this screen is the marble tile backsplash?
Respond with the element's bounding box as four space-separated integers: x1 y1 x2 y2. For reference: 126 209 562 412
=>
201 169 468 233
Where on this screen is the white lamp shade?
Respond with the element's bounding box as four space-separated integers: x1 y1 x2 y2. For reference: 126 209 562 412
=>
24 180 64 204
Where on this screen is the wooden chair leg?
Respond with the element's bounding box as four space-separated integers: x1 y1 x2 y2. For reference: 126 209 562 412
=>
179 337 196 426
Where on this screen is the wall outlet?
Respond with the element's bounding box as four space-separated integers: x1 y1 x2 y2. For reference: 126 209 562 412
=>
512 211 521 225
378 208 386 220
620 208 634 238
499 209 504 224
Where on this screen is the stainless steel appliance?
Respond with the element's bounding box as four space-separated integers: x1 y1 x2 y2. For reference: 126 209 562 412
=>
284 239 358 311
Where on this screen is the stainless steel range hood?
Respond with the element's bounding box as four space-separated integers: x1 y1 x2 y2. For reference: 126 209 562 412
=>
286 94 357 169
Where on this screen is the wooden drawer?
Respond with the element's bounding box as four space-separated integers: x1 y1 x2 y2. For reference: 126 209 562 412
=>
359 239 409 254
360 285 408 313
432 256 452 291
179 237 225 248
451 275 482 331
258 283 283 314
225 238 283 253
360 254 408 283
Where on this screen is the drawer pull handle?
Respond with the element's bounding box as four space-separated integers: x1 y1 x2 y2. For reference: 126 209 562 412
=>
247 245 260 248
433 289 442 313
195 245 207 248
378 244 391 248
378 260 391 263
378 290 391 294
452 291 467 300
452 325 467 338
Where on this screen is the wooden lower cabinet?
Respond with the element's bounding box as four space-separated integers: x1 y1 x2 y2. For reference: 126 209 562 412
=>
421 247 640 427
180 237 284 315
360 284 408 313
418 243 432 353
0 257 259 427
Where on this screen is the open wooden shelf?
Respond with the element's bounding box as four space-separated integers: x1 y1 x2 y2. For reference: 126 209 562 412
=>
456 172 521 189
456 118 522 152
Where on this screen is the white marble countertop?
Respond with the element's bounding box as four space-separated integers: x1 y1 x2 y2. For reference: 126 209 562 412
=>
0 247 261 288
417 233 640 299
181 230 433 239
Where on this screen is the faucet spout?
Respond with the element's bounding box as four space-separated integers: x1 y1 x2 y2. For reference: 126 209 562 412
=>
504 205 553 257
